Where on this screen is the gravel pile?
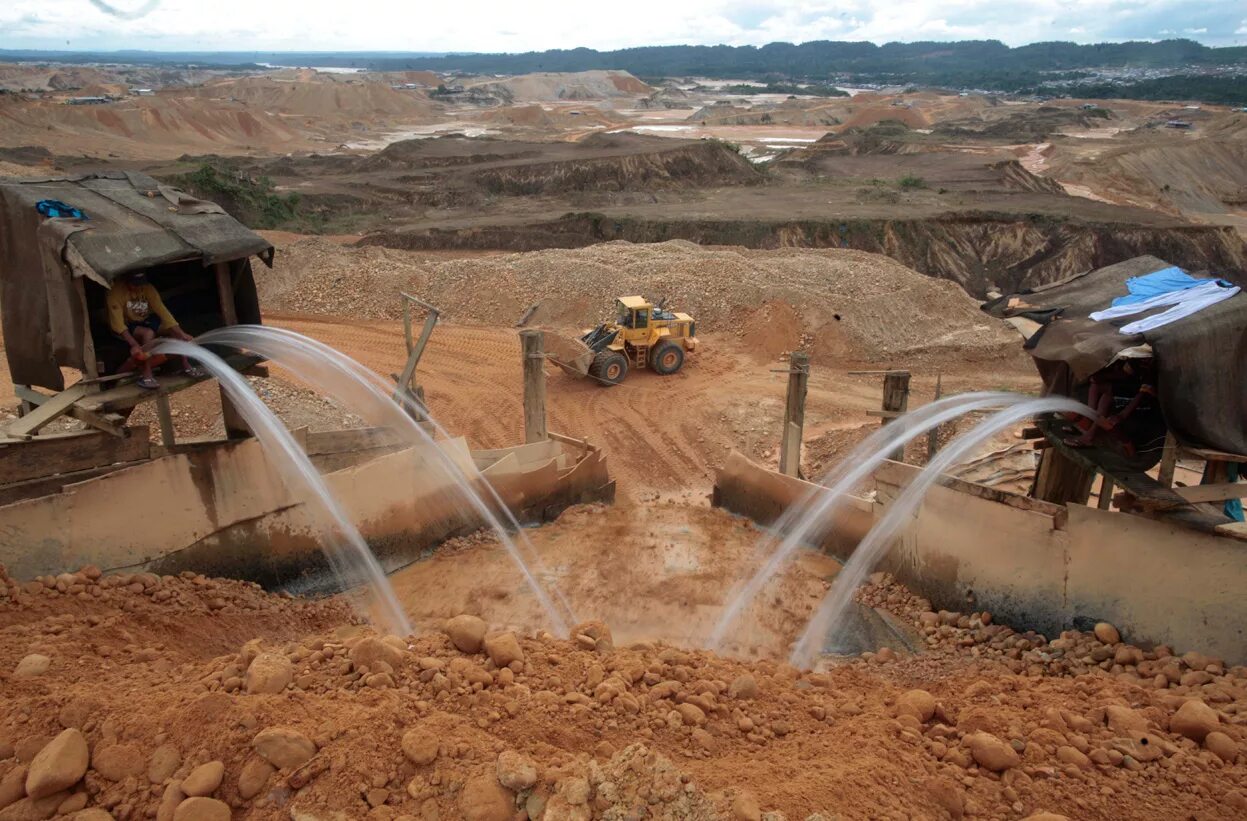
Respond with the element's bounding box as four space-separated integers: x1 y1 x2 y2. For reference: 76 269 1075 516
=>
263 239 1017 360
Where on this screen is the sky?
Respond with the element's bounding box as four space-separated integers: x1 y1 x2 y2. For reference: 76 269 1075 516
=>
1 0 1244 53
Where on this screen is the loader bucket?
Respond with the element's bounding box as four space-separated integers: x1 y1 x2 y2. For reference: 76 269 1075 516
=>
541 331 595 378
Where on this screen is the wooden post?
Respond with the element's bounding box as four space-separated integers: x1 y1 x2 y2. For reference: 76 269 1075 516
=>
154 391 176 449
520 330 547 444
926 372 943 462
1097 475 1115 510
1033 447 1095 505
1157 432 1177 487
214 261 250 440
779 352 809 477
881 370 911 462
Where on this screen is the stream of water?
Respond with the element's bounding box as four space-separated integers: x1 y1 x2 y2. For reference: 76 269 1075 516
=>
153 339 413 636
788 396 1094 668
708 391 1029 651
196 326 574 635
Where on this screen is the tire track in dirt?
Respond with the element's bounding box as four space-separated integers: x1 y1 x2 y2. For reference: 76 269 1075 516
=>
268 315 744 498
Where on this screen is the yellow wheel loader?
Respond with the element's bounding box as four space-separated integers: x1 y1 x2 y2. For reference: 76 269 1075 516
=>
546 296 698 386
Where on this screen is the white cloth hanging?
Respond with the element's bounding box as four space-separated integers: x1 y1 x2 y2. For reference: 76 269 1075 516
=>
1089 279 1240 334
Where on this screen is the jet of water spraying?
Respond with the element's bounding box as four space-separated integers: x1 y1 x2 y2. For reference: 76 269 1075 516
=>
788 396 1094 669
196 326 575 635
153 339 413 636
708 391 1027 651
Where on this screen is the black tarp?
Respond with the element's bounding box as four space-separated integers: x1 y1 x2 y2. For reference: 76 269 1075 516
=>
0 172 273 390
983 255 1247 456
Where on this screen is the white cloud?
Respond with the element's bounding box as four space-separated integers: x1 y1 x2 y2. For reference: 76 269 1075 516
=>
0 0 1242 51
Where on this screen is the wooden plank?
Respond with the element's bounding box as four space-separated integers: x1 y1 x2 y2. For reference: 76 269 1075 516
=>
14 385 50 407
0 426 150 485
4 384 92 437
0 462 141 507
155 393 176 448
304 426 403 456
875 459 1068 527
76 353 263 413
547 430 597 452
1174 482 1245 504
866 409 904 419
67 406 128 438
1179 445 1247 463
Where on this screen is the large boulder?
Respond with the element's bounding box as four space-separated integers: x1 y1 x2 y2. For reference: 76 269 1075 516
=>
25 729 88 799
252 728 316 770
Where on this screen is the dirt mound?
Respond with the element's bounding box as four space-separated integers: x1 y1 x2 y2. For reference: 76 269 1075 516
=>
188 75 437 121
1046 122 1247 222
466 71 654 102
3 551 1246 820
281 239 1016 362
935 105 1112 141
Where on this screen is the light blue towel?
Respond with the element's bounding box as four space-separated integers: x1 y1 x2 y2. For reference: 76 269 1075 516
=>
1110 266 1204 307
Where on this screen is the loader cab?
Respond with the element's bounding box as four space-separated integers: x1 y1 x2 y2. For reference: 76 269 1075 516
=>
616 296 652 336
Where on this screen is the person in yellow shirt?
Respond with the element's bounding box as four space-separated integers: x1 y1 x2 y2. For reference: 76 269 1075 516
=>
106 271 203 389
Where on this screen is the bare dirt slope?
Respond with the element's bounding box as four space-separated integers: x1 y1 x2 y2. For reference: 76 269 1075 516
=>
3 551 1246 821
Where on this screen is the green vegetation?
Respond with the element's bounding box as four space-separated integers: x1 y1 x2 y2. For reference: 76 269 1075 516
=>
898 175 927 190
175 164 308 230
1045 75 1247 107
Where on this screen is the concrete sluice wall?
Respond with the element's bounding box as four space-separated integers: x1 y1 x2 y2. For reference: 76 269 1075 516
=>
714 451 1247 665
0 429 613 591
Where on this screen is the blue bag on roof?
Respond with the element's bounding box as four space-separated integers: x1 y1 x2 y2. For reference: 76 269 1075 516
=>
35 200 87 220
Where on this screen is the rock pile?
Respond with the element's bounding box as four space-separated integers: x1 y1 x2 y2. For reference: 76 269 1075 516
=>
2 564 1245 819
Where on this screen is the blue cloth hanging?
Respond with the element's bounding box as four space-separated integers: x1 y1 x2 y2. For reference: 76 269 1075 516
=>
1110 266 1204 307
1226 463 1244 523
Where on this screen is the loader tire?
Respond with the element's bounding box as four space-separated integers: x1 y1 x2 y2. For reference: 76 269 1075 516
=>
589 351 628 386
650 342 684 375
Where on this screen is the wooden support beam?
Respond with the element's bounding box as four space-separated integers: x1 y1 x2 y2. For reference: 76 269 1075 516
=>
1032 446 1096 506
214 261 250 441
779 352 809 478
926 372 943 461
0 427 149 486
520 330 548 444
1157 432 1177 488
4 384 92 438
881 370 911 462
154 392 176 449
1174 482 1245 504
1097 475 1115 510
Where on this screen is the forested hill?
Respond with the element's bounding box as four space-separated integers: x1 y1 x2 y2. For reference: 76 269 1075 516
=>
381 39 1247 79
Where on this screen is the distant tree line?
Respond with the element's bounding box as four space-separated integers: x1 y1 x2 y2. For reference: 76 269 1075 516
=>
372 39 1246 78
1046 76 1247 106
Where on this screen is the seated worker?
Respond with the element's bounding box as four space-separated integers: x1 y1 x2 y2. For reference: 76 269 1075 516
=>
107 272 204 389
1065 358 1157 456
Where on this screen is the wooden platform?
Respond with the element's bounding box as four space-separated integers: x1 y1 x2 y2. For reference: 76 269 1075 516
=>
3 354 264 442
1038 418 1233 533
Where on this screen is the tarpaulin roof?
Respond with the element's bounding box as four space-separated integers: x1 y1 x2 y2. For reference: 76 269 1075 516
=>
0 171 273 282
982 255 1247 456
0 171 273 390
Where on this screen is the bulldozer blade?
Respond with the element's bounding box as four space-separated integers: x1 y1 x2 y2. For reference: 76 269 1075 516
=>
541 331 595 378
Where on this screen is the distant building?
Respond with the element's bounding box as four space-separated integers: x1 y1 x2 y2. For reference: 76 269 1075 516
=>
129 88 155 96
1165 120 1193 129
65 96 111 105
